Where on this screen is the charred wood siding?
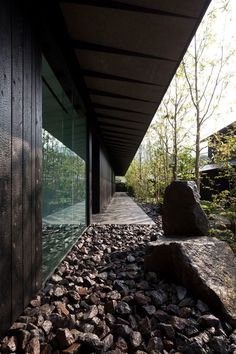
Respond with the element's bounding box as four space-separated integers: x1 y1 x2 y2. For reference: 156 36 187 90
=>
100 149 114 211
0 0 42 335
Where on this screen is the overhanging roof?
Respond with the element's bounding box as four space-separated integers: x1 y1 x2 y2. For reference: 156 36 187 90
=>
58 0 211 175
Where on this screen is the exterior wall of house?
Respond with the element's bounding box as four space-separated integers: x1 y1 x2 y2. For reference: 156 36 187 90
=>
0 0 115 336
0 0 42 334
100 148 115 212
92 134 115 214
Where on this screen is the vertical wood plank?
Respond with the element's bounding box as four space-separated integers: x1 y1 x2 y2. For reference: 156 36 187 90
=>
35 46 42 290
31 39 36 293
23 21 32 307
11 2 24 321
92 136 100 213
0 0 12 334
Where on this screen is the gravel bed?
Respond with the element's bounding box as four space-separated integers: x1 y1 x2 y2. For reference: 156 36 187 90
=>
137 203 162 225
1 223 236 354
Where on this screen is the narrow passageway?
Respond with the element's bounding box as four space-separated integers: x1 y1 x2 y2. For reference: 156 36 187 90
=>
92 193 155 225
1 198 235 353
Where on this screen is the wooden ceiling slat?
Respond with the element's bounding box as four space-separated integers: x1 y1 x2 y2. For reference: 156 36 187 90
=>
97 115 146 126
93 103 150 116
61 0 197 20
101 127 142 138
82 69 162 87
59 0 211 174
72 40 176 62
88 88 156 104
99 122 143 132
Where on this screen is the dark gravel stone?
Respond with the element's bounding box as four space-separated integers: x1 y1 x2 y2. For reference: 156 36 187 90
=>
130 330 142 348
0 223 234 353
115 301 132 315
199 314 220 328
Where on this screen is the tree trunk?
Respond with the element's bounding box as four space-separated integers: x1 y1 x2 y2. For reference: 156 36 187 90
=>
195 122 200 190
173 116 178 181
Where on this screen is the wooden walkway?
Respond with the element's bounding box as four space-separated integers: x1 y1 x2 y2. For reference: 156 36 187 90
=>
92 192 155 225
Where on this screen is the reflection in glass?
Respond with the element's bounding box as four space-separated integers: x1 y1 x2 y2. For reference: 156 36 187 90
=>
42 58 87 279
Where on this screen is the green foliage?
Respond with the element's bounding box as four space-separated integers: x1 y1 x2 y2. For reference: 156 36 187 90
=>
202 189 236 253
43 130 86 216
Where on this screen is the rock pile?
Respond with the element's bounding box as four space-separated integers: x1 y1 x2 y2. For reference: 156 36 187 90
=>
1 224 236 353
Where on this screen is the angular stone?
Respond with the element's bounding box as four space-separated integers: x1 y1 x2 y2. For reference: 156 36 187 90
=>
115 325 132 340
26 337 40 354
51 274 63 283
209 336 228 354
199 314 220 328
83 305 98 321
175 285 187 301
116 301 132 315
2 336 17 353
115 336 128 352
54 286 65 298
40 343 53 354
113 281 129 296
130 331 142 348
17 330 31 351
150 289 168 306
61 343 81 354
30 296 41 308
56 328 75 349
145 237 236 327
77 287 88 296
138 317 152 336
162 181 209 236
160 323 175 340
40 304 54 316
88 293 100 305
57 302 70 316
68 291 80 302
134 292 150 305
103 334 114 351
142 305 156 316
80 333 104 353
147 337 163 352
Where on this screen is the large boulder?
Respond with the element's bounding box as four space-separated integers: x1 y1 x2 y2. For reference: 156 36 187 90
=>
162 181 209 236
145 237 236 328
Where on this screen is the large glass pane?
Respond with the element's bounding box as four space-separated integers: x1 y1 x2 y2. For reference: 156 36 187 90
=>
42 58 87 279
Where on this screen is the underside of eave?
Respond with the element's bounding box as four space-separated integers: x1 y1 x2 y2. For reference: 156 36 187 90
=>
58 0 211 175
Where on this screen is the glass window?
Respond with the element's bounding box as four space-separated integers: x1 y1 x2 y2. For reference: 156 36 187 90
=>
42 58 87 279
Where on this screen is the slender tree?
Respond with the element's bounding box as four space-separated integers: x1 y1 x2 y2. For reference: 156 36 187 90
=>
182 1 233 189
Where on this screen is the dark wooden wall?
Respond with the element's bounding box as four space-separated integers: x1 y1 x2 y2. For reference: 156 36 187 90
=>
92 135 100 214
100 148 114 211
91 134 114 214
0 0 42 335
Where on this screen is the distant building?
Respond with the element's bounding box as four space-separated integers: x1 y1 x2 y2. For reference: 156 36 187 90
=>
200 122 236 200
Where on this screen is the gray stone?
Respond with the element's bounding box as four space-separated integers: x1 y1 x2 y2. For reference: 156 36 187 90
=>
160 323 175 340
209 336 228 354
26 337 41 354
147 337 164 352
130 331 142 348
81 333 104 353
142 305 156 316
150 289 168 306
162 181 209 237
83 305 98 321
56 328 75 349
145 237 236 327
114 280 129 296
115 324 132 339
176 285 187 301
199 314 220 328
103 334 114 351
116 301 132 315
